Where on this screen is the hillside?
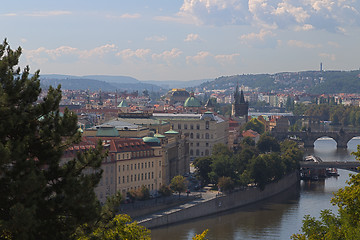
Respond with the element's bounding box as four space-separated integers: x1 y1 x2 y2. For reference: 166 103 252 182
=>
40 75 163 92
198 70 360 94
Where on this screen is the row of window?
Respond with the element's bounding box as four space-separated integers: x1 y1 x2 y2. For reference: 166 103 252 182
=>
190 142 210 147
175 121 210 130
189 133 212 139
119 161 161 172
189 149 210 156
120 171 159 184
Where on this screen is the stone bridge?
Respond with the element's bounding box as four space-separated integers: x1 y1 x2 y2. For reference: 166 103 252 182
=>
271 130 360 148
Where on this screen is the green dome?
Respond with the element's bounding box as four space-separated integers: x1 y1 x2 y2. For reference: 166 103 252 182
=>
154 133 166 138
142 137 161 144
184 96 201 108
164 129 179 134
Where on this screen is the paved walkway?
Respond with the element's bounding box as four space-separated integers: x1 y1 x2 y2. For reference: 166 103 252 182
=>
136 190 219 224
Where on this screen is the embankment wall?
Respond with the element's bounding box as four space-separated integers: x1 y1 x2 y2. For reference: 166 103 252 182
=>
141 171 299 228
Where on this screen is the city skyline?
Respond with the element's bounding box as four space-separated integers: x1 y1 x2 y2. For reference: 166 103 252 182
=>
2 0 360 81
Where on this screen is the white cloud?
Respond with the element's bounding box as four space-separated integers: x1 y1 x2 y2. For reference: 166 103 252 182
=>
80 44 117 59
106 13 141 19
240 29 275 41
184 33 201 42
25 11 71 17
319 52 336 61
164 0 360 33
214 53 240 64
287 40 321 48
186 51 211 64
2 13 17 17
116 48 151 60
145 35 167 42
152 48 182 61
295 24 314 31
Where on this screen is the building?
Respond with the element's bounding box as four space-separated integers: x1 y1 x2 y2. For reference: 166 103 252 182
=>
232 85 249 121
153 112 228 160
164 89 190 105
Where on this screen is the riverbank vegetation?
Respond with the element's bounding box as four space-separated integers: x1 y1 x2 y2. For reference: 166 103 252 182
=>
193 135 302 191
293 103 360 127
292 146 360 239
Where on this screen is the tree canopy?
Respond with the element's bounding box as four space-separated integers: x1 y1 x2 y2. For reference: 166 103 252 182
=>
0 40 107 240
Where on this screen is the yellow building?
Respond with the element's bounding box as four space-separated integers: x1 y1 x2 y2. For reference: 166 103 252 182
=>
153 112 228 160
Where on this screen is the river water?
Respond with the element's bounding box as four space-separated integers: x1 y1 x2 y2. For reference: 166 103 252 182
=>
151 138 360 240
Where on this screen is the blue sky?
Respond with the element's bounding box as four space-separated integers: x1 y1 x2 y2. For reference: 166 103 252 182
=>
1 0 360 81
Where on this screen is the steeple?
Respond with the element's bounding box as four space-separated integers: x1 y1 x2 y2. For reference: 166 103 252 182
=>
240 89 245 103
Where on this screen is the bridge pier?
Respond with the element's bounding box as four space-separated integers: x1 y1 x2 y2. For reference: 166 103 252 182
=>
303 140 314 148
337 140 348 149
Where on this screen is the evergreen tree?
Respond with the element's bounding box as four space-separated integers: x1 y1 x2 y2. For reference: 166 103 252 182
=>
0 40 105 240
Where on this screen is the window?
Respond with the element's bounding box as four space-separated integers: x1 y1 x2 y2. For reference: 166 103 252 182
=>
190 133 193 139
184 124 187 129
196 133 200 139
138 163 140 169
190 149 193 155
127 165 129 171
206 142 209 147
122 176 125 183
159 161 161 166
123 165 125 171
131 164 133 170
134 164 136 170
190 124 194 130
131 175 133 182
145 173 147 180
196 149 200 156
152 161 154 168
206 121 209 130
178 124 181 129
127 176 129 183
134 175 136 181
196 142 199 147
196 124 200 130
152 172 154 179
119 166 121 172
118 177 121 184
141 163 143 169
145 162 147 168
148 172 150 179
141 173 144 180
205 133 209 139
190 143 193 147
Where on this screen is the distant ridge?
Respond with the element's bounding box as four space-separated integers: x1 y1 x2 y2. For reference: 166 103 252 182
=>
40 75 161 92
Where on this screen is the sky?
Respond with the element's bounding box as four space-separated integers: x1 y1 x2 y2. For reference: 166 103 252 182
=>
1 0 360 81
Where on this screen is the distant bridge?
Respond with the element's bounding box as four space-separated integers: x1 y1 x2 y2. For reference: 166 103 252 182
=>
272 130 360 148
300 161 360 172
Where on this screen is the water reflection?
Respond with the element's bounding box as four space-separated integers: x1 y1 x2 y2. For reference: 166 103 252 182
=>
151 139 359 240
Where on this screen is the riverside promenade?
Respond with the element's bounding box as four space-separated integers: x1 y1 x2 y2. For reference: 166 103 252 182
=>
137 171 299 229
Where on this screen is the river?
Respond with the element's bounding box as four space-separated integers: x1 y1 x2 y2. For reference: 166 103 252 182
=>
150 138 360 240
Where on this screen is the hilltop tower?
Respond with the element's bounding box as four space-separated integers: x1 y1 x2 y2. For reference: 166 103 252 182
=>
232 85 248 121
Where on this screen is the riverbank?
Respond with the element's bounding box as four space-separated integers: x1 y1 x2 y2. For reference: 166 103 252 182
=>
137 171 299 229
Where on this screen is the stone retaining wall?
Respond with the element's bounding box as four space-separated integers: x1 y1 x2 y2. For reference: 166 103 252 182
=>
141 171 299 228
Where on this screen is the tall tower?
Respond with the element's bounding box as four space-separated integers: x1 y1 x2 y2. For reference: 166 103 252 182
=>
320 62 323 72
232 84 248 121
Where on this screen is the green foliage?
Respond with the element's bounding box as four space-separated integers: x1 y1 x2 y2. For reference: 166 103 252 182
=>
158 184 172 197
217 177 234 193
193 156 213 185
195 136 300 191
244 118 265 134
170 175 188 197
292 145 360 239
0 40 105 240
76 214 151 240
256 134 281 153
192 229 209 240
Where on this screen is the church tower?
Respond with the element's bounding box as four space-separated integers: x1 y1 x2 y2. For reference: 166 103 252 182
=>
232 85 248 121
